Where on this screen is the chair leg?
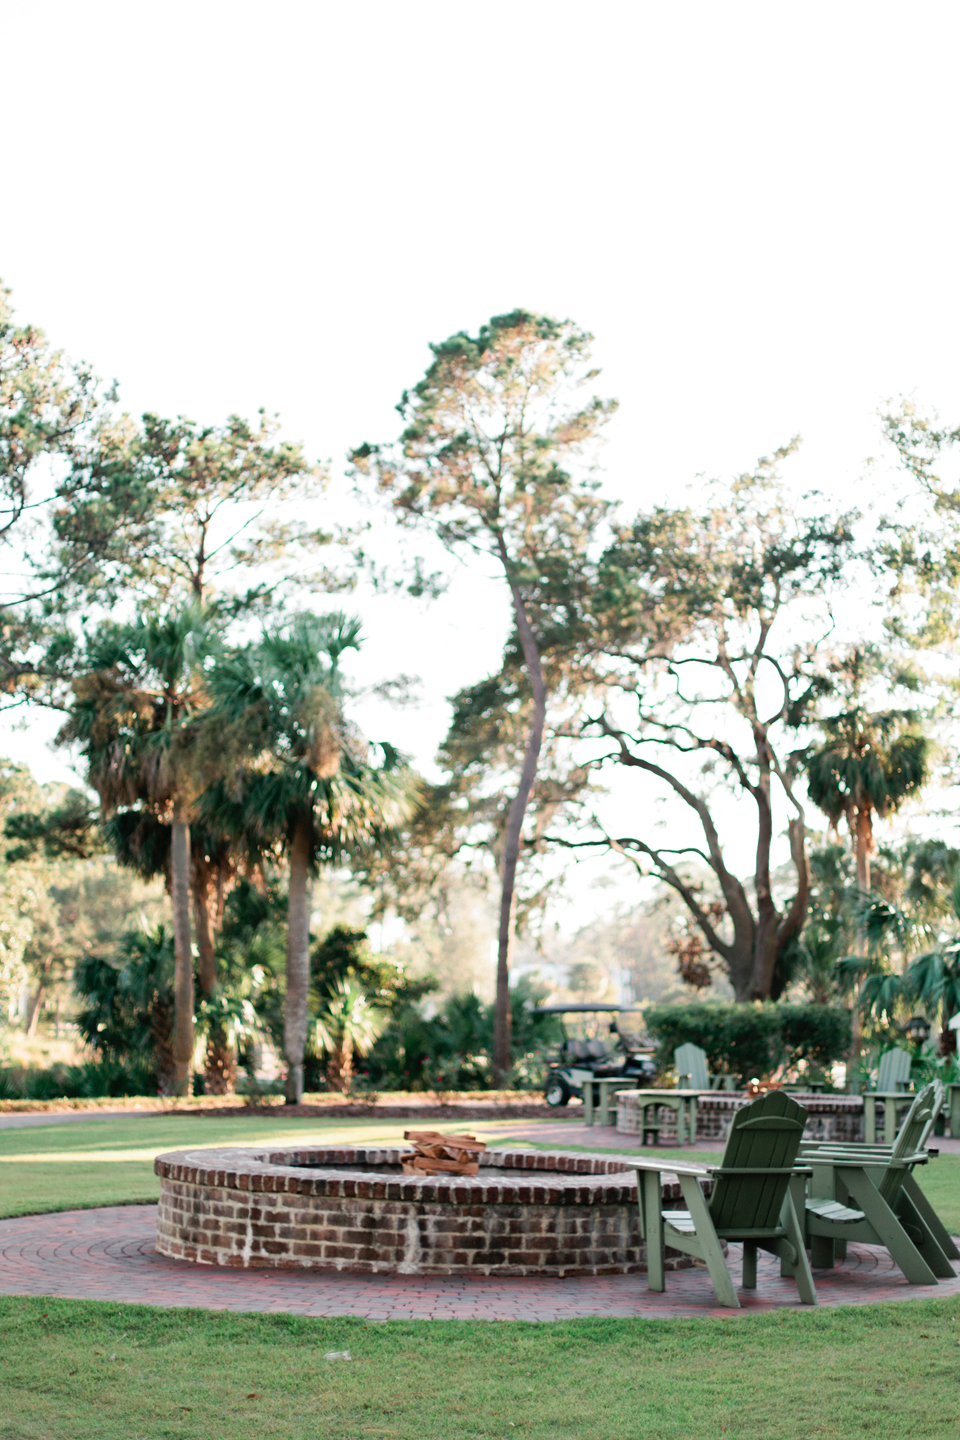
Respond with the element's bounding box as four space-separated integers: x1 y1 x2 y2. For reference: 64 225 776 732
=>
810 1234 835 1268
781 1190 817 1305
899 1174 960 1262
896 1191 956 1279
844 1171 939 1285
640 1169 665 1292
742 1241 757 1289
677 1174 739 1308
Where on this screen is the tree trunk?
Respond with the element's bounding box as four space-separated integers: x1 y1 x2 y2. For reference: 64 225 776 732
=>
193 866 218 998
855 804 872 893
493 568 547 1084
150 999 177 1095
204 1027 237 1095
171 816 194 1097
749 748 779 1001
284 815 313 1104
848 803 873 1088
327 1035 353 1093
25 984 44 1038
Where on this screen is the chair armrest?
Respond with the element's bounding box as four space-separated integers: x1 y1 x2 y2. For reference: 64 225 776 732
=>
705 1166 813 1177
622 1158 711 1177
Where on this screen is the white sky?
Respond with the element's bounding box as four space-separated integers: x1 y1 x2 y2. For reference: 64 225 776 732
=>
4 0 960 938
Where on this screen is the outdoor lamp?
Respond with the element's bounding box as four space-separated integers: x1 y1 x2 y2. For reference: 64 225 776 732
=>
904 1015 931 1045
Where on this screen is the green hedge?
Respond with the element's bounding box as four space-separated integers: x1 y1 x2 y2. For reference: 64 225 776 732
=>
644 1002 851 1083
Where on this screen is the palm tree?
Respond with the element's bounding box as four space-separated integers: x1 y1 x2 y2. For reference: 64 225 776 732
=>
903 875 960 1056
196 978 263 1094
104 806 237 1084
60 605 213 1094
804 699 929 1080
314 980 386 1092
805 707 929 895
837 877 960 1059
205 612 420 1103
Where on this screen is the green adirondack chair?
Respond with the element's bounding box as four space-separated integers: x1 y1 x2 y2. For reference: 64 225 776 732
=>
804 1080 956 1284
863 1046 913 1144
674 1042 737 1091
801 1078 943 1164
625 1090 817 1308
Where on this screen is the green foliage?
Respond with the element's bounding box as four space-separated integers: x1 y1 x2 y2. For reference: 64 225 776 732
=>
644 1002 850 1083
313 979 386 1091
0 1056 155 1100
0 281 110 703
305 927 434 1091
56 407 328 608
203 611 418 869
3 789 101 863
365 976 563 1091
777 1003 852 1071
791 842 854 1003
804 708 929 831
310 924 433 1009
73 927 175 1092
585 454 857 1003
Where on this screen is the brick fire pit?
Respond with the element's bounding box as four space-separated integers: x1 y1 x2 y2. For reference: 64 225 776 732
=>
154 1144 696 1277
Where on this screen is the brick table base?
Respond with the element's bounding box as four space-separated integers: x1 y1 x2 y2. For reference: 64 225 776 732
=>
0 1206 957 1320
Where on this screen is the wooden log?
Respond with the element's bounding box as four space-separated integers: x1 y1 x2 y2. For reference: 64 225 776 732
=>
402 1156 480 1175
401 1129 487 1176
403 1130 487 1151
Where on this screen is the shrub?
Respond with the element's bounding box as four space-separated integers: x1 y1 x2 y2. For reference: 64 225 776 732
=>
0 1057 158 1100
363 976 563 1091
644 1002 850 1083
778 1004 851 1071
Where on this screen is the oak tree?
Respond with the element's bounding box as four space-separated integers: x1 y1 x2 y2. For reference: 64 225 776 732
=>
352 310 615 1079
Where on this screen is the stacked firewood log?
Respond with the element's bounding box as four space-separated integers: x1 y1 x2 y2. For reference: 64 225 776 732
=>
744 1078 783 1096
401 1130 487 1176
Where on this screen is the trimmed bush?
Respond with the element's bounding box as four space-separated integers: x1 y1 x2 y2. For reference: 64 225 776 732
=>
644 1002 850 1083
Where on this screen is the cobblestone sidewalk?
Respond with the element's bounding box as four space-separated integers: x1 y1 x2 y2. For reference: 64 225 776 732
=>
0 1206 957 1321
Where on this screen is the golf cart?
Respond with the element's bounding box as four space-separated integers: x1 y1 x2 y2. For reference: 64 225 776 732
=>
534 1003 657 1108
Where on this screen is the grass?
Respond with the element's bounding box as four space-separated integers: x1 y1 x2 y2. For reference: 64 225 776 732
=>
0 1115 959 1436
2 1294 960 1439
0 1114 481 1219
1 1113 958 1233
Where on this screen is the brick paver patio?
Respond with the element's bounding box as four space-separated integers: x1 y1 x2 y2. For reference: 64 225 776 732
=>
0 1205 957 1320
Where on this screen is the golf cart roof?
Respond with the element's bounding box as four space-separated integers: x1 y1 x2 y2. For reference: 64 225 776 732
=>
530 1004 647 1014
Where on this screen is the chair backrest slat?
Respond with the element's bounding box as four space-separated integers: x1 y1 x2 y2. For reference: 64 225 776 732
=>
709 1091 808 1231
875 1047 912 1092
675 1043 710 1090
878 1080 944 1206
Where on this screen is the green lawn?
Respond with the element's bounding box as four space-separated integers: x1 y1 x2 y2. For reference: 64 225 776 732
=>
2 1294 960 1439
1 1114 958 1439
1 1114 957 1234
0 1114 433 1219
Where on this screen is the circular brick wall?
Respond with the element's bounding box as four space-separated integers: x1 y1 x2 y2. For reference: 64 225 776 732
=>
154 1145 694 1277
